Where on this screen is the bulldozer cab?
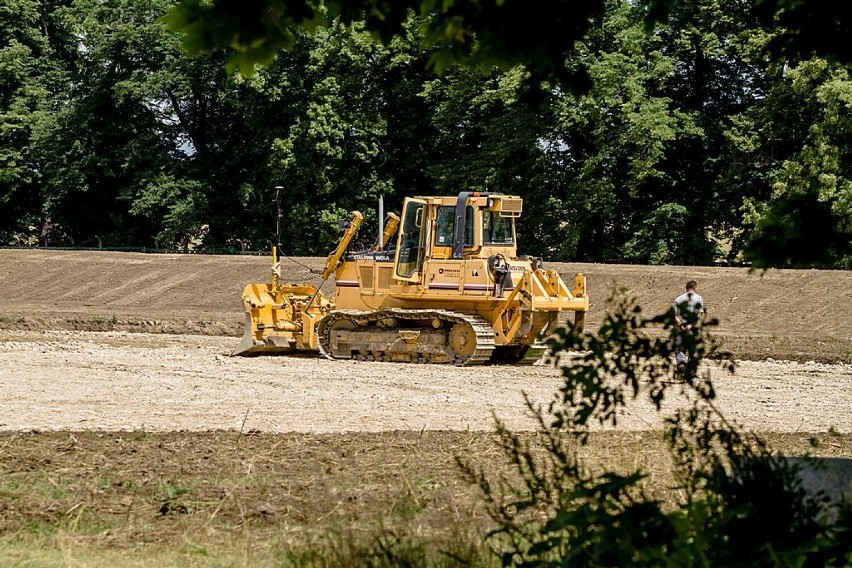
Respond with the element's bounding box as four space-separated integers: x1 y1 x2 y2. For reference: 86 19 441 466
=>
393 192 518 284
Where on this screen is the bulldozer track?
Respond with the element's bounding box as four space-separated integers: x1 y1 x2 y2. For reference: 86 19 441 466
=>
517 344 548 365
489 343 549 365
317 308 495 365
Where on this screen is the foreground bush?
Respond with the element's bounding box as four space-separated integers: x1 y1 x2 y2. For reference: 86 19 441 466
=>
462 292 852 567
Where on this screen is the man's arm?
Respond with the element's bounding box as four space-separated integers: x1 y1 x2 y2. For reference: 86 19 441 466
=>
673 298 684 326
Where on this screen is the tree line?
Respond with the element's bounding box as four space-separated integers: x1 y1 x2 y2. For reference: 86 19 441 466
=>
2 0 850 267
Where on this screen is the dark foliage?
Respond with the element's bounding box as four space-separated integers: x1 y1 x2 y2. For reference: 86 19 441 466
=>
459 292 852 566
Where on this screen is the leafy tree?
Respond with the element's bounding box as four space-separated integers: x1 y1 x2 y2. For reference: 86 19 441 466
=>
535 0 708 263
420 66 549 201
0 0 71 245
31 0 196 247
650 0 773 264
3 0 850 264
756 0 852 66
165 0 604 89
30 0 302 250
265 22 399 254
165 0 852 267
741 59 852 267
621 202 692 264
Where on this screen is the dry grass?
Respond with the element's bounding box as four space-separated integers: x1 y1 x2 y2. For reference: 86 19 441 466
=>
1 430 849 566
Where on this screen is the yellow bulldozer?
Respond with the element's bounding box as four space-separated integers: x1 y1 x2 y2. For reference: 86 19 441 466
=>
233 191 588 364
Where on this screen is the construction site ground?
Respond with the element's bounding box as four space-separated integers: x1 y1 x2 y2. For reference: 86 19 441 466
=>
0 249 850 562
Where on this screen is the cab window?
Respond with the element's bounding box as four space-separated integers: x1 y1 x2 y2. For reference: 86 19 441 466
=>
396 201 426 278
483 211 514 245
434 206 473 247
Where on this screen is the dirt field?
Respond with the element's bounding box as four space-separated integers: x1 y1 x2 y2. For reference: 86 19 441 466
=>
0 329 850 434
1 249 850 434
1 249 850 362
0 249 850 433
0 250 850 563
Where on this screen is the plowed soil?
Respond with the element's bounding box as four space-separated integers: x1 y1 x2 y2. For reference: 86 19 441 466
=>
1 250 850 362
1 249 851 434
1 250 850 558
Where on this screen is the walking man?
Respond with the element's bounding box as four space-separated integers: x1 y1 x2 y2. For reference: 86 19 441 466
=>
673 280 706 375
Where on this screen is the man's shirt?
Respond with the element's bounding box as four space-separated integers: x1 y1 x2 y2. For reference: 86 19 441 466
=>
673 291 704 320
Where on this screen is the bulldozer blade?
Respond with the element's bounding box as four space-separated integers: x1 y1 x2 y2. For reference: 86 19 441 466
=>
231 313 297 357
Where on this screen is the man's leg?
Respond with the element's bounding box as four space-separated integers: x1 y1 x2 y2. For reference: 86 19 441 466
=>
673 351 686 381
674 329 687 380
